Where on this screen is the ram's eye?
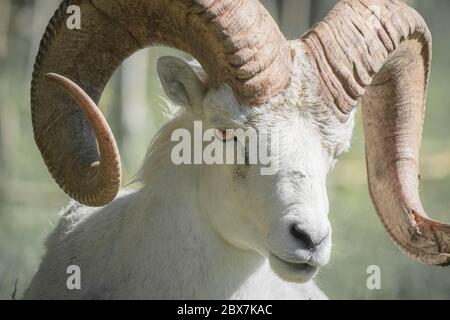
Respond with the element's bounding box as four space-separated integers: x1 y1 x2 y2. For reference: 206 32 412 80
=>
215 128 235 141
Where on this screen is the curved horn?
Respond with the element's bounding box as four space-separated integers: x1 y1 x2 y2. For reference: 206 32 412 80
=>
32 0 292 206
302 0 450 266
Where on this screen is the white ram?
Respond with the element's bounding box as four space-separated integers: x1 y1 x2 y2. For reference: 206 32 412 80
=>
25 0 450 299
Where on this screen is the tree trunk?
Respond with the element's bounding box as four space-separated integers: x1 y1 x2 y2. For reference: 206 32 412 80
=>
278 0 312 39
28 0 61 76
119 51 153 171
0 0 12 176
309 0 338 26
0 0 11 58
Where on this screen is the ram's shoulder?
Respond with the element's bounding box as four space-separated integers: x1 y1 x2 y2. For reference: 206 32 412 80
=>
44 189 136 248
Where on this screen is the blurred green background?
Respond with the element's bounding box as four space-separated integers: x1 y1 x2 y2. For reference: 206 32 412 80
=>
0 0 449 300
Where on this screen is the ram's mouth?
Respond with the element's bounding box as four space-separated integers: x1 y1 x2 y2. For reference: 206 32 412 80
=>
269 253 319 283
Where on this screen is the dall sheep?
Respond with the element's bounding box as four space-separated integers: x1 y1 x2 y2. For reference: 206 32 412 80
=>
25 0 450 299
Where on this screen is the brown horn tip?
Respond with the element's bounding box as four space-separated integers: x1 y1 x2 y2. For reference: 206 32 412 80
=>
44 73 121 207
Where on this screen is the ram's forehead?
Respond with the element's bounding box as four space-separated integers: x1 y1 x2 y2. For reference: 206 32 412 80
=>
204 88 353 161
203 85 249 127
204 85 297 127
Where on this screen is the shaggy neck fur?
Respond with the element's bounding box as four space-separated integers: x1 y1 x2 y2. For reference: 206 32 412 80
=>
129 119 265 298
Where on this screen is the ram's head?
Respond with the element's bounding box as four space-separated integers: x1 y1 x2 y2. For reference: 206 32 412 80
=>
32 0 450 282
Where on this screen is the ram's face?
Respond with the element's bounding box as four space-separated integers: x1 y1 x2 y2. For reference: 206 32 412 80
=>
155 54 356 282
191 78 354 282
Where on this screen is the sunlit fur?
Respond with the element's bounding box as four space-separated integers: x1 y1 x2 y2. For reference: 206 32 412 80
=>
25 42 355 300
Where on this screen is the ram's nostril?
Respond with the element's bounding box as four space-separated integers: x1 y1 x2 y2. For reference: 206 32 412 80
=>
290 224 315 250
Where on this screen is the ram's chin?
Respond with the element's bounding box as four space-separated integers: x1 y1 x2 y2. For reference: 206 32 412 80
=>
269 254 319 283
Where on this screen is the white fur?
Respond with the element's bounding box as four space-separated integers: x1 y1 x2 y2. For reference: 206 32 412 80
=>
24 44 354 300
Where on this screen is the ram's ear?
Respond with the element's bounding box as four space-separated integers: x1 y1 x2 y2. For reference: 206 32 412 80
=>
157 56 206 114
